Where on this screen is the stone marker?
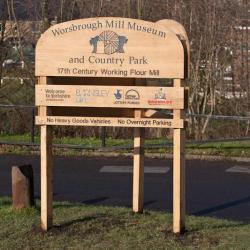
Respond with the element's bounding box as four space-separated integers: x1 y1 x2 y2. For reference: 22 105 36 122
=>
12 165 35 208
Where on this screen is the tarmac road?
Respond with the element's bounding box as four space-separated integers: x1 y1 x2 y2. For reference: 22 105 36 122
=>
0 154 249 222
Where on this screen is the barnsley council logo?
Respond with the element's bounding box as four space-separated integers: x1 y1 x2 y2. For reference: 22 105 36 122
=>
155 88 166 99
90 30 128 55
148 88 173 105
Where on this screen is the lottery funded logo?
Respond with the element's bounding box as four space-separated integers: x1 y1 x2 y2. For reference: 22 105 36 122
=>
148 88 173 105
114 89 122 100
114 89 140 105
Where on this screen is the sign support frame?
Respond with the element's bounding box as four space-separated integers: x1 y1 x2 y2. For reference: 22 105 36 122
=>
133 79 145 213
39 76 53 231
133 111 145 213
173 79 186 233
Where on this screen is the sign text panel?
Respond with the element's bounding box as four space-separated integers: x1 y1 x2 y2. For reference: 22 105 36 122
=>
36 116 184 128
36 85 184 109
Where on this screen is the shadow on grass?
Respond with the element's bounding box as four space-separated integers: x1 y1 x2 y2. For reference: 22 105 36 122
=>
53 216 98 230
52 196 109 209
186 221 247 234
30 215 102 235
50 213 125 236
53 198 157 210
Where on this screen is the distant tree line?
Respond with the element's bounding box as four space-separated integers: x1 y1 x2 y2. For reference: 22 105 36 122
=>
0 0 249 140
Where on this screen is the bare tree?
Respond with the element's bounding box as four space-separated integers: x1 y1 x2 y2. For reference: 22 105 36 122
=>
42 0 49 32
1 0 249 139
0 1 8 82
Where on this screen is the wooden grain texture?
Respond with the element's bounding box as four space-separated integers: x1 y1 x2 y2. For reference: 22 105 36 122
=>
35 116 184 129
156 19 190 78
36 17 184 79
39 77 53 231
173 79 186 234
35 85 185 109
157 20 188 40
133 78 145 213
133 110 144 213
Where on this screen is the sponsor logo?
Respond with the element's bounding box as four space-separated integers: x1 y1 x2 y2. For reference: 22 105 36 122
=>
155 88 166 99
114 89 122 100
125 89 140 100
114 89 139 105
148 88 173 105
75 88 109 103
90 30 128 55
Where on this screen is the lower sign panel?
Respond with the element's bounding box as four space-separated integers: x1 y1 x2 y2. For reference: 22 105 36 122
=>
36 116 184 128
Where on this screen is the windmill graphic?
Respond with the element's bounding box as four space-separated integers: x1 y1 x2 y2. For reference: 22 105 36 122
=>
90 31 128 55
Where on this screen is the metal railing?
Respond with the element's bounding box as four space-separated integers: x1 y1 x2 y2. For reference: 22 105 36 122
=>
0 104 35 143
0 104 250 150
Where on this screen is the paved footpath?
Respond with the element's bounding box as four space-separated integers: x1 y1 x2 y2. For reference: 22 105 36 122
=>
0 154 249 222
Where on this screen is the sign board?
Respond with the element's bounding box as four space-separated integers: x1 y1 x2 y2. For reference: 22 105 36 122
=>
36 85 184 109
36 17 184 79
156 19 190 78
35 17 188 234
36 116 184 128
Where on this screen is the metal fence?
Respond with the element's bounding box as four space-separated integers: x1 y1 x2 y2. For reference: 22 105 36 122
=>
0 104 35 143
0 104 250 150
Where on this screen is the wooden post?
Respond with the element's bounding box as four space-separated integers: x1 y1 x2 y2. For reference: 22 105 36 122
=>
133 109 145 213
39 76 53 231
173 79 186 234
133 78 145 213
12 165 34 208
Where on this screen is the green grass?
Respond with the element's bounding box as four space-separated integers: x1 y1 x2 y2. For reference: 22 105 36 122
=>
0 197 249 249
0 134 166 147
0 134 40 143
1 134 250 157
186 140 250 157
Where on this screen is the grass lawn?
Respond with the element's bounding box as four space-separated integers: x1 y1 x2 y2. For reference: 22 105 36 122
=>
0 197 249 249
0 134 250 157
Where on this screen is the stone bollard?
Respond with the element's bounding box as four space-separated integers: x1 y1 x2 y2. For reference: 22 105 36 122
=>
12 165 35 208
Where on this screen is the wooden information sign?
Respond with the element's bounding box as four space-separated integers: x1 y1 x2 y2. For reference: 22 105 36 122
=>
36 18 184 78
35 17 189 235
